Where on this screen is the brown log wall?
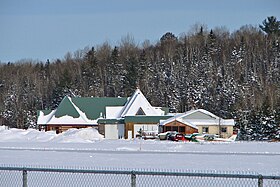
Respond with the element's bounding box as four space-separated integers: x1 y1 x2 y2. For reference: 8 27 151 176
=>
163 120 198 134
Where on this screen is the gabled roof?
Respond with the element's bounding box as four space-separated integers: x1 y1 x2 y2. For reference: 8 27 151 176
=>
37 96 128 125
55 96 80 118
46 96 92 125
72 97 127 119
118 89 163 117
159 112 198 130
161 109 234 127
184 109 220 120
37 89 168 126
160 111 192 126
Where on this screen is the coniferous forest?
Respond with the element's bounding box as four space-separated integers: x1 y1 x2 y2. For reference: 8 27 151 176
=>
0 17 279 140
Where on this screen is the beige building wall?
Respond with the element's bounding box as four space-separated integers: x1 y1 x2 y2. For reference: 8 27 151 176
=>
105 124 118 139
198 125 233 138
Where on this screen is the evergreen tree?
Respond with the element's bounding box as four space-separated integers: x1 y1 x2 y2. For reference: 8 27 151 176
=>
259 16 280 36
110 46 125 97
123 57 139 95
81 47 102 96
3 87 18 128
259 101 278 140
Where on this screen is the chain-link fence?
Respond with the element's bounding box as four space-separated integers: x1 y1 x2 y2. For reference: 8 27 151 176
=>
0 166 279 187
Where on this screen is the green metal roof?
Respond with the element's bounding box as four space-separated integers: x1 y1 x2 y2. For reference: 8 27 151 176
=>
72 97 128 120
55 97 80 118
97 118 125 124
37 95 171 124
98 116 173 124
124 115 173 124
37 96 128 121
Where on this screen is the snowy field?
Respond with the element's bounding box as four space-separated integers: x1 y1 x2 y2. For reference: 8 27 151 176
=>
0 126 280 176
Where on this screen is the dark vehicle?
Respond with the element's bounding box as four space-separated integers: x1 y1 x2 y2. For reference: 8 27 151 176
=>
169 133 187 141
167 132 178 141
185 133 200 142
158 131 177 140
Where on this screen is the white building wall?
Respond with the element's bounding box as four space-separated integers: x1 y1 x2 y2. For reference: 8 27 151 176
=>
105 124 118 139
106 107 123 118
105 124 125 139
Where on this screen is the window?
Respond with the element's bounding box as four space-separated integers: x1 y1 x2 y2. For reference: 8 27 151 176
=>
136 107 145 115
221 127 227 133
179 126 185 133
202 127 209 133
171 126 178 132
165 126 171 131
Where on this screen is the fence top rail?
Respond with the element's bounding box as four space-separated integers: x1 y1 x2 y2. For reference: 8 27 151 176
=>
0 166 279 180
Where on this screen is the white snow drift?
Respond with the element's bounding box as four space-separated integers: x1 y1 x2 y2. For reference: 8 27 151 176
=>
0 126 104 143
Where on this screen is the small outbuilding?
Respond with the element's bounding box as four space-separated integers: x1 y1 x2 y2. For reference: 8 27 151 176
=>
161 119 198 134
160 109 235 138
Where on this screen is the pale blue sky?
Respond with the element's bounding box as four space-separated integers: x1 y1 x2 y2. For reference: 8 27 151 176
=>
0 0 279 62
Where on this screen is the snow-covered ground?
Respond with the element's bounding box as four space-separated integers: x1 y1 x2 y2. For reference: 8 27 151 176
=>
0 126 280 176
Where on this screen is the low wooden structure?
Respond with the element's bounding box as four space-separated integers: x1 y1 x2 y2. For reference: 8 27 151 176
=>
42 125 94 134
163 120 198 134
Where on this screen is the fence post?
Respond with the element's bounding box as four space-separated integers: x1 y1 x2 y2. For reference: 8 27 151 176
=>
131 171 136 187
258 174 263 187
23 169 27 187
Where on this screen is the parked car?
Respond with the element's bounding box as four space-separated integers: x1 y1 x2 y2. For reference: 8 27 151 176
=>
158 131 177 140
195 134 219 141
169 133 187 142
139 131 159 140
167 132 179 141
184 133 200 142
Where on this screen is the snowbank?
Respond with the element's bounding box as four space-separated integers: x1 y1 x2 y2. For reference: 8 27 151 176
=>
51 128 104 143
0 126 104 143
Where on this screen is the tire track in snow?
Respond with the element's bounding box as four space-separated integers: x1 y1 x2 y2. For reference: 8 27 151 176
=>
0 147 279 156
